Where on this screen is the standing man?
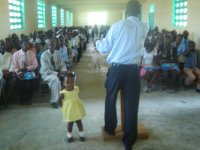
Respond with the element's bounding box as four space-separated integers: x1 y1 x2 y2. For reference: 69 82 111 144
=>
40 37 67 109
95 1 148 150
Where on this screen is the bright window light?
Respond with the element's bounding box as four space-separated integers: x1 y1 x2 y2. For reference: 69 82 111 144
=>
52 5 57 27
9 0 24 30
60 9 64 26
87 12 107 25
172 0 188 28
37 0 45 28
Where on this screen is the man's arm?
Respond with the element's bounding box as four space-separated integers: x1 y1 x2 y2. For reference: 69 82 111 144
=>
11 53 20 73
40 53 57 76
26 51 38 71
95 25 115 54
0 68 2 79
58 52 67 72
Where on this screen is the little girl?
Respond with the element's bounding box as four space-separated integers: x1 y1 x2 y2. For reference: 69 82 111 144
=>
58 72 86 143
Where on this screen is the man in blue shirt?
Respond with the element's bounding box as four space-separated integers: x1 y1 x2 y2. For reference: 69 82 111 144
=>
58 35 69 68
96 1 148 150
183 41 200 92
177 30 189 70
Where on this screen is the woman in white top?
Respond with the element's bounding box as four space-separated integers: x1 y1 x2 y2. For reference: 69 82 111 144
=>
140 43 160 92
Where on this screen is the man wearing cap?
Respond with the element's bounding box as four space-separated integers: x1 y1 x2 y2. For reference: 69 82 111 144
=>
95 0 148 150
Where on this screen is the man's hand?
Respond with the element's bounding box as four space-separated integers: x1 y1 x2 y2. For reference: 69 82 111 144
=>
2 69 10 79
57 71 66 78
94 39 100 48
17 72 24 80
61 71 67 76
18 68 27 73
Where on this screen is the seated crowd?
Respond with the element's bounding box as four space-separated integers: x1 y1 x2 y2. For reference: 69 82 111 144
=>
0 26 91 108
1 25 199 108
141 27 200 93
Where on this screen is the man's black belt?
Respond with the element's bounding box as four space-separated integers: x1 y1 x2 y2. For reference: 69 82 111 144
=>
111 63 138 67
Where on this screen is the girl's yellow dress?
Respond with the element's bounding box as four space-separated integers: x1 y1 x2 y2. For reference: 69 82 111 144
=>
60 86 86 122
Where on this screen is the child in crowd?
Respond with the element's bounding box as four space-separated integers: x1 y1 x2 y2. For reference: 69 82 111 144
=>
183 41 200 92
57 72 86 143
159 33 180 92
140 43 161 92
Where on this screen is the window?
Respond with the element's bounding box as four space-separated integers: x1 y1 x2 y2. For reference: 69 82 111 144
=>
149 3 155 30
60 9 64 26
70 12 73 26
172 0 188 28
52 5 57 27
37 0 45 28
66 10 70 26
9 0 24 30
66 11 73 26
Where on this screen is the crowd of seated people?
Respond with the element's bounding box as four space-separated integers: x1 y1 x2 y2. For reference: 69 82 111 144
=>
1 24 199 108
141 27 200 93
0 26 90 108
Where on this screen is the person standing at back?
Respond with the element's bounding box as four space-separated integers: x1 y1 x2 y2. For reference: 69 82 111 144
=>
95 1 148 150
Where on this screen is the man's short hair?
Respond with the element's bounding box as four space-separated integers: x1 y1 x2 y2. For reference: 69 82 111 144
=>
126 0 141 17
20 36 29 44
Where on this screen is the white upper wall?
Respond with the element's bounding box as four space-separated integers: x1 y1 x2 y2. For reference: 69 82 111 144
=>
73 10 123 26
0 0 56 39
142 0 200 49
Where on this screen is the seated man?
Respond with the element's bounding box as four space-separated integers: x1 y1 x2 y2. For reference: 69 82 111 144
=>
58 35 70 69
183 41 200 92
173 34 183 69
159 33 180 92
177 30 189 70
40 38 67 109
0 40 13 103
11 38 39 105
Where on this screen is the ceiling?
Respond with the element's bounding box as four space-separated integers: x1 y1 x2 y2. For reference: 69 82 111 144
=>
47 0 146 11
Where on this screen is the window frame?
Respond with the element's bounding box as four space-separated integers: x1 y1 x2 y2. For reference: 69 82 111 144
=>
9 0 25 30
60 8 64 26
66 10 70 26
149 3 155 30
70 12 73 26
37 0 46 28
52 5 57 27
172 0 188 28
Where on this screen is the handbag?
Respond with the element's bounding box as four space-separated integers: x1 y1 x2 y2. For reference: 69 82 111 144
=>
23 71 36 80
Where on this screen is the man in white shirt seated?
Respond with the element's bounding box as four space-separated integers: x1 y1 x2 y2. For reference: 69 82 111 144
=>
40 38 67 109
0 40 13 103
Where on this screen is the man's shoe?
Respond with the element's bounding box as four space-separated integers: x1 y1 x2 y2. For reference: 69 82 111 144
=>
196 88 200 93
67 137 74 143
26 99 33 105
125 145 132 150
51 102 59 109
104 127 115 136
79 136 85 142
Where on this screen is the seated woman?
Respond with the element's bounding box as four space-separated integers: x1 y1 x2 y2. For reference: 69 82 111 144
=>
159 33 180 92
140 43 161 92
11 38 39 105
183 41 200 92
